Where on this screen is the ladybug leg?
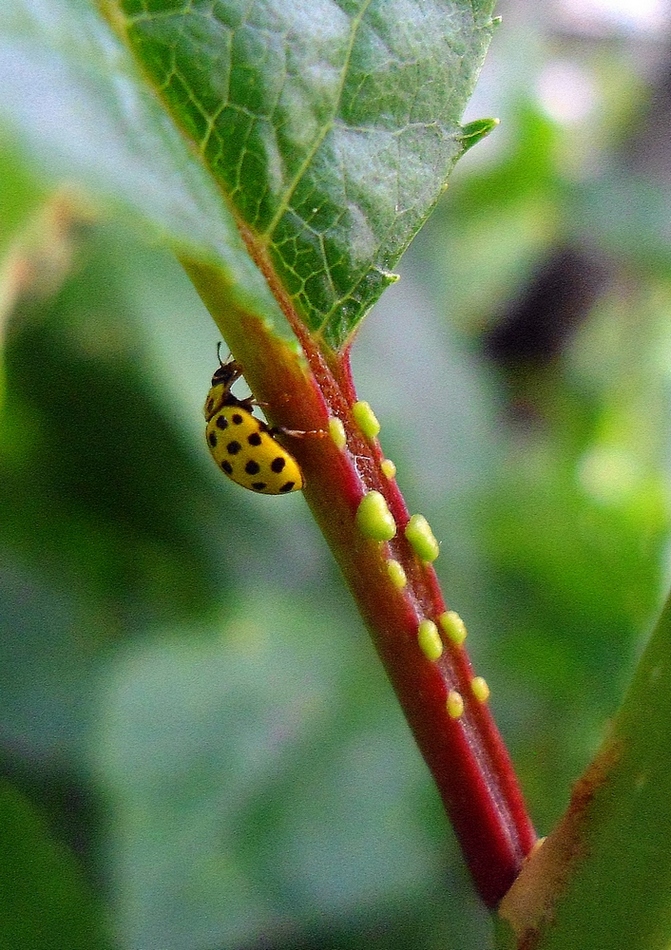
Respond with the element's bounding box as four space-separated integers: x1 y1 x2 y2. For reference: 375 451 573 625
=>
252 397 269 408
270 426 327 439
248 393 325 439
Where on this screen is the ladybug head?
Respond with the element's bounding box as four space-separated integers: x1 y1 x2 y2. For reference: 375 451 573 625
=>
211 344 243 391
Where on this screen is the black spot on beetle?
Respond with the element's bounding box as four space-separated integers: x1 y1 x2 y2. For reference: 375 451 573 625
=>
245 460 260 475
216 415 229 430
247 432 262 446
251 481 267 491
270 457 286 473
231 413 243 425
208 432 217 447
221 460 233 474
279 481 295 493
227 441 242 455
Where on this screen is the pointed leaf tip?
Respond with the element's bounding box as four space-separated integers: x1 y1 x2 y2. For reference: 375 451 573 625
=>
459 118 500 154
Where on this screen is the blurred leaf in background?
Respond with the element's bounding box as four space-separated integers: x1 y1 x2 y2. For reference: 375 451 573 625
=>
0 781 107 950
2 1 671 949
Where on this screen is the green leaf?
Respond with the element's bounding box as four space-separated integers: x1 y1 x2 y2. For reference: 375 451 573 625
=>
111 0 497 349
502 590 671 949
549 592 671 949
0 782 107 950
1 0 497 347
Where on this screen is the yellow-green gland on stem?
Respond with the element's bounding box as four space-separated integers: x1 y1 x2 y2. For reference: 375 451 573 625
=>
352 400 381 439
417 619 443 661
471 676 491 703
355 491 397 542
446 690 464 719
439 610 467 647
328 417 347 450
386 559 407 589
404 514 440 562
381 458 397 479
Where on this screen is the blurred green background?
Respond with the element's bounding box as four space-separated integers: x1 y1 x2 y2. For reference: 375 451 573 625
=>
2 1 671 948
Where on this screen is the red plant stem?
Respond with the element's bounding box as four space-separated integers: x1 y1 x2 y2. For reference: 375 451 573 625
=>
185 255 537 907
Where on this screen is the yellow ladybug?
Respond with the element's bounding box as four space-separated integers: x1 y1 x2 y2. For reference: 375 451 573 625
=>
204 352 303 494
